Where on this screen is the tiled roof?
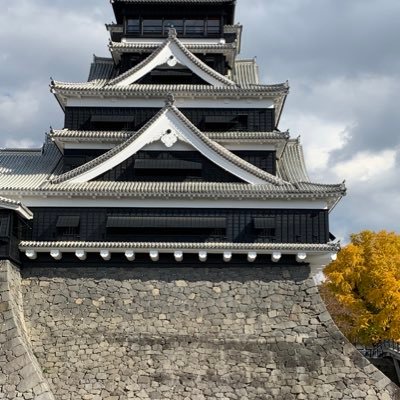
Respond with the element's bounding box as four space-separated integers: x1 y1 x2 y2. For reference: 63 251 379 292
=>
49 129 289 143
0 143 61 190
0 196 33 219
0 141 345 205
50 130 133 141
0 173 346 203
53 76 288 127
108 30 236 87
109 40 237 53
88 56 117 82
0 135 345 205
49 103 286 185
108 41 238 66
19 240 340 253
234 59 259 85
36 181 345 200
52 82 289 98
208 131 289 142
277 140 310 182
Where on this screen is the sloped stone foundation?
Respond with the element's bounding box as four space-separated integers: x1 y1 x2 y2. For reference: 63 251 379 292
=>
0 261 54 400
15 265 400 400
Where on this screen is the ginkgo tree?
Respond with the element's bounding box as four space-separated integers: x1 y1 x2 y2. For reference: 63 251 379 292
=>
323 230 400 345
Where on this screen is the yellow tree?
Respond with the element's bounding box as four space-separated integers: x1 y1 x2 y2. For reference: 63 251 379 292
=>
323 230 400 345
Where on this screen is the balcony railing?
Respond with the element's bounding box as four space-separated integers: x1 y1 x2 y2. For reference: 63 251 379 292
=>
126 19 221 38
360 340 400 359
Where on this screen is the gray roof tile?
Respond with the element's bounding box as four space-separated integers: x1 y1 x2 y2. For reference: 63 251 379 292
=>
234 59 259 85
88 57 117 82
50 129 289 143
277 140 310 182
0 143 61 190
19 240 340 253
38 181 345 200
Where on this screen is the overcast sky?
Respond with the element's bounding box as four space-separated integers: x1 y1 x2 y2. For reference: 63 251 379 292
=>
0 0 399 241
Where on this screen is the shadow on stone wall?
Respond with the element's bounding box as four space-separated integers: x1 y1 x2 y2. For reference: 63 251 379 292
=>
22 264 311 283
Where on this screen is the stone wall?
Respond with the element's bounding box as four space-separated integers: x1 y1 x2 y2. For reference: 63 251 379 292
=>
0 260 54 399
20 265 400 400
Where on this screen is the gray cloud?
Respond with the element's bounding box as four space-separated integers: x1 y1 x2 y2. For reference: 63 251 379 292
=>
238 0 400 81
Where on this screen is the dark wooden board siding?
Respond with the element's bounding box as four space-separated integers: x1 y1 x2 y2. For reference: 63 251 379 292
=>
119 53 228 76
64 107 275 132
27 208 329 244
0 210 24 264
62 150 277 182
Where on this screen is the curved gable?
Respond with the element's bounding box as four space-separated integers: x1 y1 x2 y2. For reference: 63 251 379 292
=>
108 30 237 88
50 100 285 186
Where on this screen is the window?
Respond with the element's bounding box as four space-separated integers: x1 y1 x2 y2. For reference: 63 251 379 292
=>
127 19 140 34
254 217 276 242
56 216 80 239
203 115 237 131
106 216 226 242
207 19 221 35
185 20 205 35
134 159 203 181
143 19 163 35
235 114 249 129
164 20 184 35
125 18 220 37
0 215 9 237
90 115 135 131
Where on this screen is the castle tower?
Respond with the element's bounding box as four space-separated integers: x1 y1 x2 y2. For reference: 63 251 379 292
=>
3 3 400 400
0 0 345 268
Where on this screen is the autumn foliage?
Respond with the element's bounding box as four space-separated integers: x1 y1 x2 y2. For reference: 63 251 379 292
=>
322 230 400 345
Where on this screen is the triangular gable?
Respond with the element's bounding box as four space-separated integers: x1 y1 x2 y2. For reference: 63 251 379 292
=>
50 97 285 186
108 29 237 88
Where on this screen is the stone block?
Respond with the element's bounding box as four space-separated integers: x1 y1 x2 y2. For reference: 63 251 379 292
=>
17 373 41 392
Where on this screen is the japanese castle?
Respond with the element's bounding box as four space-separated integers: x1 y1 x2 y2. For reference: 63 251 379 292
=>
0 0 346 268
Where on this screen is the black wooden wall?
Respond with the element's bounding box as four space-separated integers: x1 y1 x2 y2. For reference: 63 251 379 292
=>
62 150 277 181
94 151 244 182
27 208 329 244
0 210 24 264
64 107 275 132
119 54 228 76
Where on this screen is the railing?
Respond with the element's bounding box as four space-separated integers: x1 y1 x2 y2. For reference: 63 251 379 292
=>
125 19 221 38
360 340 400 359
